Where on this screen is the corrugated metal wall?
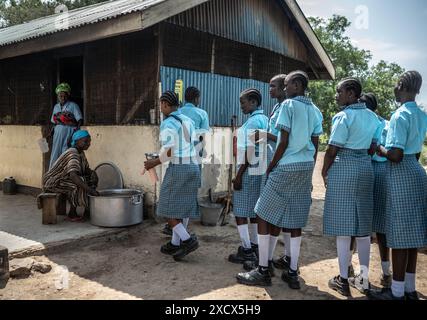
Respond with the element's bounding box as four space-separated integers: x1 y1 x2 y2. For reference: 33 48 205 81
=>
168 0 308 64
160 66 277 126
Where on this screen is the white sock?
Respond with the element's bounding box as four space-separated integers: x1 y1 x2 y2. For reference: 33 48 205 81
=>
283 232 291 258
290 237 302 272
173 223 190 242
183 218 189 229
356 236 371 279
391 279 405 298
171 229 180 246
381 261 391 276
268 235 279 261
249 223 258 245
405 273 416 293
337 236 351 279
237 224 251 249
258 234 270 267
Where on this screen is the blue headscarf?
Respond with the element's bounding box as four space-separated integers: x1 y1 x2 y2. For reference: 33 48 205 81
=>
71 130 90 147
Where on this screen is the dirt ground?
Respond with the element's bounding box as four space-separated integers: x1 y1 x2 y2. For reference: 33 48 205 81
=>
1 156 426 300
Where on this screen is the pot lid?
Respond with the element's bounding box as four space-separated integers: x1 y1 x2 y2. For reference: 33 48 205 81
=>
94 162 124 190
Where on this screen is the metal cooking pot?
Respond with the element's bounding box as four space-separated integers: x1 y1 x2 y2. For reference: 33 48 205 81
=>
89 189 143 227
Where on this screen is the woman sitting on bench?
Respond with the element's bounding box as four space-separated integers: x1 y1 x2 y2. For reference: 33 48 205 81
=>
42 130 99 222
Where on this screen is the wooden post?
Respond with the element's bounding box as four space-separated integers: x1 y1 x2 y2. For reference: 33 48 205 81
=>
41 195 58 225
115 38 122 125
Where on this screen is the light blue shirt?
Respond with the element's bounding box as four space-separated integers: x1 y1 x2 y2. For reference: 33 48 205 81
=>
180 103 210 134
159 110 196 159
329 102 381 150
267 103 282 151
50 101 82 123
276 96 323 165
385 101 427 155
237 109 268 156
372 116 389 163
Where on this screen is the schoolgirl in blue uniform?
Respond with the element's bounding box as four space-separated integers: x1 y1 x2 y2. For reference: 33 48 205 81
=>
243 74 292 272
369 71 427 300
144 91 200 261
359 93 392 288
229 89 268 265
237 71 323 288
322 78 381 296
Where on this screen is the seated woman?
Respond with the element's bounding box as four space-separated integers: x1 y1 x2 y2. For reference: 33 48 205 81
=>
43 130 99 222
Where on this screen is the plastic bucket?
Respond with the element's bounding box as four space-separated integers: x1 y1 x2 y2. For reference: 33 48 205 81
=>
199 200 224 226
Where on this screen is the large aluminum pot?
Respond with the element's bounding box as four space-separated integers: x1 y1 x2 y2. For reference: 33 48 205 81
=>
89 189 143 227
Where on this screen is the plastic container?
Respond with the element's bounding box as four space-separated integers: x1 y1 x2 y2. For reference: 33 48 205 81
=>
2 177 17 195
37 138 49 153
199 200 224 226
149 109 157 125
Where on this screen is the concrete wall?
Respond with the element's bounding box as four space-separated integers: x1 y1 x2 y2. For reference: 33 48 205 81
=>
0 126 43 188
0 125 234 204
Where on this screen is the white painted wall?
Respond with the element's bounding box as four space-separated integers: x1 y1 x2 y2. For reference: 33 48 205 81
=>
0 125 234 204
0 126 43 188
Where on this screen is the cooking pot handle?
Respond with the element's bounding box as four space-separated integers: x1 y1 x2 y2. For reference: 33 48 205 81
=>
131 194 142 205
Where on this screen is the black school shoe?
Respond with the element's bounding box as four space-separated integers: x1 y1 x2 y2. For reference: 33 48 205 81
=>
348 274 371 294
328 275 351 297
367 288 405 300
236 267 272 287
162 223 173 236
405 291 419 301
243 260 275 277
272 255 301 275
228 246 257 264
281 268 301 290
251 243 259 258
160 241 181 255
173 235 199 261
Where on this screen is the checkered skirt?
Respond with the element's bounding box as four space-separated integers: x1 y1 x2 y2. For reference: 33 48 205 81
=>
233 165 263 218
255 162 314 228
323 149 374 236
157 163 201 219
372 161 388 234
385 155 427 249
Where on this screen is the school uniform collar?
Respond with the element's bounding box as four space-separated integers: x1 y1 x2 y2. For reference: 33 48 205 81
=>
249 109 264 117
168 110 181 118
182 102 196 108
343 102 367 110
403 101 418 108
270 103 282 118
292 96 313 105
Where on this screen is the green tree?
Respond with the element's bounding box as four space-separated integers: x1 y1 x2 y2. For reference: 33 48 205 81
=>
307 15 404 136
0 0 107 27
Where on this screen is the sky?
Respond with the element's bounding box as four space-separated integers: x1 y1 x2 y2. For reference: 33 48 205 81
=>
298 0 427 106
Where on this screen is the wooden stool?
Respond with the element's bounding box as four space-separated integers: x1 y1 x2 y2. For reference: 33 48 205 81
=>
37 193 67 225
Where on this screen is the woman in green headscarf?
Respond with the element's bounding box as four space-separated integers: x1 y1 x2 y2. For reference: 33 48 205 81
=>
49 83 83 169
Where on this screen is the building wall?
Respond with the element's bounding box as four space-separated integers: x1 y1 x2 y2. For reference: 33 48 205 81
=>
168 0 308 63
0 126 44 188
0 125 233 203
161 66 279 126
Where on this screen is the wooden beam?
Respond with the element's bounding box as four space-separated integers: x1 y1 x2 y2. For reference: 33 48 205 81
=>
0 12 144 60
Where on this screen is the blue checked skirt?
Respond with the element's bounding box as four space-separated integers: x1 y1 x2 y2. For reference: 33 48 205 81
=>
261 141 275 191
372 161 388 234
233 165 263 218
385 155 427 249
323 149 374 237
157 163 201 219
255 162 314 228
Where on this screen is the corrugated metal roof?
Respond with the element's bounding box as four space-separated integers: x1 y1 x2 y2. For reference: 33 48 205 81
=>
160 66 277 126
0 0 165 47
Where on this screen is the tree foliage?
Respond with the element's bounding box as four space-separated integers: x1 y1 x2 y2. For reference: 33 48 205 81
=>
0 0 108 27
307 15 404 135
